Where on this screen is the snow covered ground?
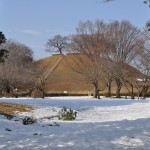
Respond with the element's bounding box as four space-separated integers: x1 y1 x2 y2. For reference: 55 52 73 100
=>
0 96 150 150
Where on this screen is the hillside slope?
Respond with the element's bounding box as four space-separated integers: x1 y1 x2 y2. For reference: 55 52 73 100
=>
36 54 145 96
37 54 93 95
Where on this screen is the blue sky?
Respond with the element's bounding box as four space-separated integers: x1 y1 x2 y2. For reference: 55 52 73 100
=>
0 0 150 60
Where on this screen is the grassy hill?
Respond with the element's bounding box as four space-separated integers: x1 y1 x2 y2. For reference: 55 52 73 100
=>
36 54 148 97
37 54 93 95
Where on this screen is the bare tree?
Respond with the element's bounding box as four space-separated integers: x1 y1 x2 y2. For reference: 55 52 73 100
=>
134 29 150 99
3 39 33 66
105 20 144 98
69 20 110 98
30 64 49 98
70 54 105 98
46 35 69 54
0 40 33 95
135 54 150 99
101 60 114 97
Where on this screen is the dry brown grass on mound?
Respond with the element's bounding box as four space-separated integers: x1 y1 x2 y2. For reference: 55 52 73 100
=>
0 102 33 115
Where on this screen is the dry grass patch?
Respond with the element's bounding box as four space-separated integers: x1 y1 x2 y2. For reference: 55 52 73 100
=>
0 102 33 116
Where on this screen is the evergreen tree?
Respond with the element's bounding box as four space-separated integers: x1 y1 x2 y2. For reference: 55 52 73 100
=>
0 32 8 63
0 32 6 44
146 21 150 31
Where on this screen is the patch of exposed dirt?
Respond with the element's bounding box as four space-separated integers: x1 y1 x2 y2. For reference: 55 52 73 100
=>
0 102 33 116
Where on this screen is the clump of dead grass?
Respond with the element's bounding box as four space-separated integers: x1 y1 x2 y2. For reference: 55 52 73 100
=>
0 102 33 116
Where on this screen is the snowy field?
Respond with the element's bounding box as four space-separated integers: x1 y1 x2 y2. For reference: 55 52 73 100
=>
0 96 150 150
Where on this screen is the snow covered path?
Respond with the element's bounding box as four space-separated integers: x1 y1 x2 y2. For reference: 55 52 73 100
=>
0 97 150 150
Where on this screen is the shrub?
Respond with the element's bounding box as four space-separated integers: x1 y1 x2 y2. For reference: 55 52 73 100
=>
22 116 37 125
58 107 77 121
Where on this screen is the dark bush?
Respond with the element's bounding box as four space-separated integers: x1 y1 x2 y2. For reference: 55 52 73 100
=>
22 116 37 125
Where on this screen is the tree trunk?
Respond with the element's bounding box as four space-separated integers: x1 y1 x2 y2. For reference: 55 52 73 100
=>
59 48 62 54
106 79 112 97
42 90 45 98
5 81 11 93
130 84 135 99
123 79 135 99
115 78 122 98
142 86 149 99
93 82 100 99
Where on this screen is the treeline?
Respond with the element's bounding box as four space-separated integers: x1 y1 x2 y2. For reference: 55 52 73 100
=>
46 20 150 99
0 19 150 99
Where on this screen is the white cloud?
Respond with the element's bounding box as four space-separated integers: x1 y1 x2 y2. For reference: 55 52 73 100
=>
15 29 42 36
44 29 73 36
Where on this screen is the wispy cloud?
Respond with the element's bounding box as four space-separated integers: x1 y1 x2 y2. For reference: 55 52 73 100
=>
15 29 42 36
44 29 73 36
